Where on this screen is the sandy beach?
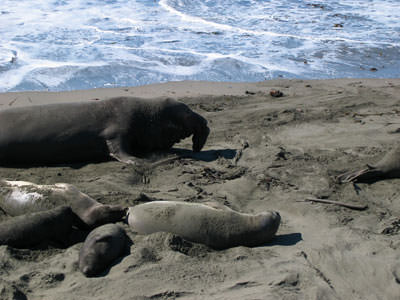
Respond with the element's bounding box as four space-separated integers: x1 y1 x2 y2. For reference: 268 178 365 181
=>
1 78 400 300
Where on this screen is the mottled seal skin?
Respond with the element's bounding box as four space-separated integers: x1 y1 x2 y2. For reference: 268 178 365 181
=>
0 97 210 165
0 206 74 248
338 145 400 183
127 201 281 249
79 224 127 277
0 180 126 229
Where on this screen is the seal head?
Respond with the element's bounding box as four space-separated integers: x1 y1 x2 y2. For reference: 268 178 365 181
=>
79 224 127 277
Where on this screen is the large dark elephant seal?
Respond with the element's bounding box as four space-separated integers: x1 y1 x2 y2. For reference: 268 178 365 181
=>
0 206 74 248
79 224 127 277
0 180 126 229
127 201 281 249
0 97 209 165
337 144 400 183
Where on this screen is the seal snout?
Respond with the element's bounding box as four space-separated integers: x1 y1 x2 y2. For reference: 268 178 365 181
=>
81 265 93 277
258 210 281 237
270 211 281 231
192 123 210 152
272 211 280 221
271 211 281 226
271 211 280 218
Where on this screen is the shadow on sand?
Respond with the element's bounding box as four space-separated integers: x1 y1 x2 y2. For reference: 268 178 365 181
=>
264 232 303 247
170 148 237 162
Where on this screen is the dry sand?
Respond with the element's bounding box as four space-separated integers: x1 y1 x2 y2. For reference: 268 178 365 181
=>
1 78 400 299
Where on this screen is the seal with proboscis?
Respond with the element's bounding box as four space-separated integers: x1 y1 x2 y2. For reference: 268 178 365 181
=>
0 97 209 165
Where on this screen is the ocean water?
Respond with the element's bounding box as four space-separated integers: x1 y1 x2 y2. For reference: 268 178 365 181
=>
0 0 399 92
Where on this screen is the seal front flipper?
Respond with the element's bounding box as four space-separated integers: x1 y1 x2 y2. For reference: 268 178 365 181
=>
106 139 141 165
337 144 400 183
106 138 183 171
337 164 382 183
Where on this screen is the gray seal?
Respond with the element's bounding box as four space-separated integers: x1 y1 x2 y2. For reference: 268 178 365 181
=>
338 144 400 183
0 97 210 165
0 180 126 229
79 224 127 277
0 206 74 248
127 201 281 249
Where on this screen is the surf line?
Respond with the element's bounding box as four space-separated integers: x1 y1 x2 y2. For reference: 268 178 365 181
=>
159 0 303 39
159 0 400 47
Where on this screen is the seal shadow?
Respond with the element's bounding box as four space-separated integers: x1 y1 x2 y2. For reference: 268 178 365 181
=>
170 148 237 162
0 148 237 169
0 158 112 170
263 232 303 247
352 175 388 184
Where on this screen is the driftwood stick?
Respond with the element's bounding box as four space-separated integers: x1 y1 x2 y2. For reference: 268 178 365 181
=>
302 198 368 211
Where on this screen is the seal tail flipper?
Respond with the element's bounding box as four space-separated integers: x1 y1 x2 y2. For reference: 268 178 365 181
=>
336 164 382 183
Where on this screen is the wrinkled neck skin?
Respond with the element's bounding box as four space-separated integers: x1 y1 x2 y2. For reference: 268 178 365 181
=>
109 97 209 156
101 98 174 156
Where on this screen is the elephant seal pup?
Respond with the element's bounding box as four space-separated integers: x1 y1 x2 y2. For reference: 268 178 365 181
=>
337 144 400 183
127 201 281 249
0 206 74 248
79 224 127 277
0 180 126 229
0 97 210 165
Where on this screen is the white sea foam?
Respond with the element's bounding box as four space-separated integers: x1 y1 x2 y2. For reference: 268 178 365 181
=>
0 0 399 91
160 0 399 46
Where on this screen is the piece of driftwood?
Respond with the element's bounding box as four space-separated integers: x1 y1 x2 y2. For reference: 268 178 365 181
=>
302 198 368 211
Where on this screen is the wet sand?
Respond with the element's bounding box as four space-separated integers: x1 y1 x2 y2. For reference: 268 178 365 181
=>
1 78 400 299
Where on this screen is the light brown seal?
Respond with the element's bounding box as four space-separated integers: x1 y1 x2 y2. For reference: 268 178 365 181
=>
0 180 126 229
127 201 280 249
